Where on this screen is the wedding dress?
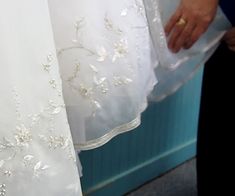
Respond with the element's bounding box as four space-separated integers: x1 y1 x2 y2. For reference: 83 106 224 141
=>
48 0 158 150
47 0 230 150
0 1 82 195
0 0 231 195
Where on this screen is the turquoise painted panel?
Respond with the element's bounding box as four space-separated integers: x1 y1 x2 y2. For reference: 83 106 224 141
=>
80 68 203 196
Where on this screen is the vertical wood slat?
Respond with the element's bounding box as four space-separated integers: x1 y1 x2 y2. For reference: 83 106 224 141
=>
80 68 203 195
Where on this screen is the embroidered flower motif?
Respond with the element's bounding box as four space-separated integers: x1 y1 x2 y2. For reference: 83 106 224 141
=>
14 124 32 147
112 39 129 62
39 135 69 149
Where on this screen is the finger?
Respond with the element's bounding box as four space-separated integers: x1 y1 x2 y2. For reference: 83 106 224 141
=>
184 25 206 49
226 38 235 46
167 20 187 52
165 8 182 36
183 24 197 49
173 21 196 52
224 36 235 45
224 29 235 40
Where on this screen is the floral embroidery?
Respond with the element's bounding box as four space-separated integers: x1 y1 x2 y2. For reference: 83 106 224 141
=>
42 54 63 97
39 135 70 149
56 0 149 117
14 124 32 147
1 51 77 190
42 54 53 72
104 14 123 35
23 155 50 177
0 183 6 196
57 17 95 57
0 98 70 177
112 38 129 62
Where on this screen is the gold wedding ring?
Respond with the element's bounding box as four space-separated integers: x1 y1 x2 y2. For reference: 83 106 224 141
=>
176 18 187 26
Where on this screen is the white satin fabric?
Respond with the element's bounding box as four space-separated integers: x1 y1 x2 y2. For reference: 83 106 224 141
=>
0 1 82 195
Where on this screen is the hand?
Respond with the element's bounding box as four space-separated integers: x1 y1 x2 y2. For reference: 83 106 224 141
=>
165 0 219 53
224 28 235 52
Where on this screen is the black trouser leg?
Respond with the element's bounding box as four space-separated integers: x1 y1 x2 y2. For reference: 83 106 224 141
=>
197 43 235 196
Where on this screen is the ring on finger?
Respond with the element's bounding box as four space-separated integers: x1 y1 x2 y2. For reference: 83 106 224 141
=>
176 18 187 26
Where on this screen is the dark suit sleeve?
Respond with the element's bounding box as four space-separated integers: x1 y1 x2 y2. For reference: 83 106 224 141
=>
220 0 235 25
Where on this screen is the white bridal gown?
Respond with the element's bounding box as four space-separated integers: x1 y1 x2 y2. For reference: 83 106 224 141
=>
48 0 158 150
0 0 231 195
0 1 82 196
47 0 230 150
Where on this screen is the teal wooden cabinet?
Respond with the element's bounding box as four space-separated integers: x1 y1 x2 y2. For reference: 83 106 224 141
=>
80 68 203 196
